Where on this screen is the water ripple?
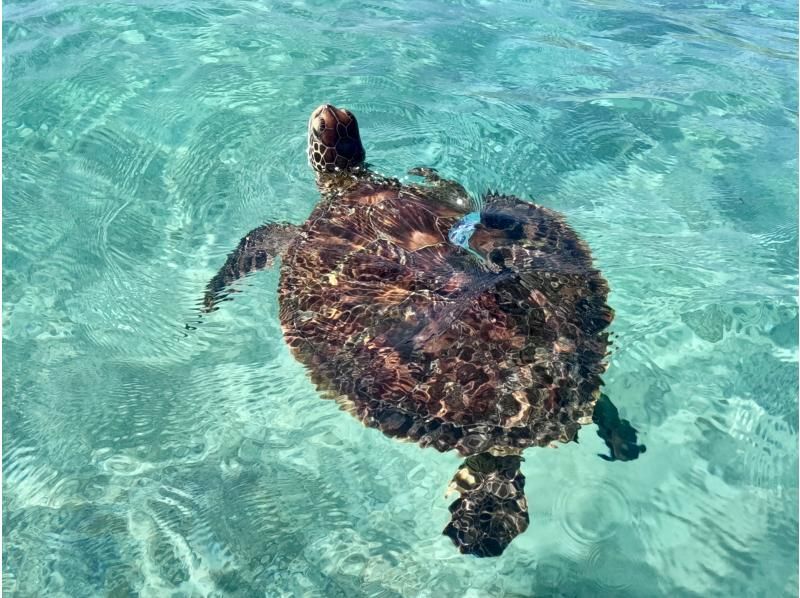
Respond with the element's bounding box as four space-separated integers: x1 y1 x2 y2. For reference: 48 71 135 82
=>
554 476 633 546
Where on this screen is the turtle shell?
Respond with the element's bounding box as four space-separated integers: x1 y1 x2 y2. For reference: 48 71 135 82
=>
278 180 613 456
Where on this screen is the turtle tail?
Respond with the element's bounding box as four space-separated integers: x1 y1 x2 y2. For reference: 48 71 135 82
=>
442 453 529 557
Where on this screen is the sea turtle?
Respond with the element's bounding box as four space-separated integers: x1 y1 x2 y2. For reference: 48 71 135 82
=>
202 103 645 557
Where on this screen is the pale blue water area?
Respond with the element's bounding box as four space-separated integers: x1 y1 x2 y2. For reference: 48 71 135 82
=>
3 0 798 595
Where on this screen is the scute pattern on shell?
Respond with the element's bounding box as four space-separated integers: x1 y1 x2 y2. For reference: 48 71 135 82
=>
279 181 613 456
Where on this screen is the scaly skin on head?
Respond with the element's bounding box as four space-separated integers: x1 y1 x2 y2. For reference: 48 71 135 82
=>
306 104 370 193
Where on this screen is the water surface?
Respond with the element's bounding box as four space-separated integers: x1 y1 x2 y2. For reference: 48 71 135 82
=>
4 0 798 595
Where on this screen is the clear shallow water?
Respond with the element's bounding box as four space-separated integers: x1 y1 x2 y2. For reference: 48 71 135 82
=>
3 0 798 595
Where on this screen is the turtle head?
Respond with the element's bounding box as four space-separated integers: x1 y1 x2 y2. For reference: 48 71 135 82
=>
307 104 366 174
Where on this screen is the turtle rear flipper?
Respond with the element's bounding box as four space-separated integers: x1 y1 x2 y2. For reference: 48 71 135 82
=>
592 393 646 462
203 222 299 312
443 453 529 557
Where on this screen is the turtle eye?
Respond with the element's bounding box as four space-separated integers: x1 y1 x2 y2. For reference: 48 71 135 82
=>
314 118 325 134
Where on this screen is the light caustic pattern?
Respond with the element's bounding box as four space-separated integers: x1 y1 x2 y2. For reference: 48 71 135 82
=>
3 0 798 596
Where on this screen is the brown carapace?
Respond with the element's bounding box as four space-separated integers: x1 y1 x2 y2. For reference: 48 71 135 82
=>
203 103 645 558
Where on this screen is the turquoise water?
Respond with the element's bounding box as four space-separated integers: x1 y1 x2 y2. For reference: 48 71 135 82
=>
4 0 798 595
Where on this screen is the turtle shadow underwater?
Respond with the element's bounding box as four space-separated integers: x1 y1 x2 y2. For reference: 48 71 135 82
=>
198 103 645 557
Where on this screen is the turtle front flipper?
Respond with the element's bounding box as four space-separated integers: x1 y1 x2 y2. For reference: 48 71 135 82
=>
443 453 529 557
203 222 299 312
408 166 476 213
592 393 646 462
